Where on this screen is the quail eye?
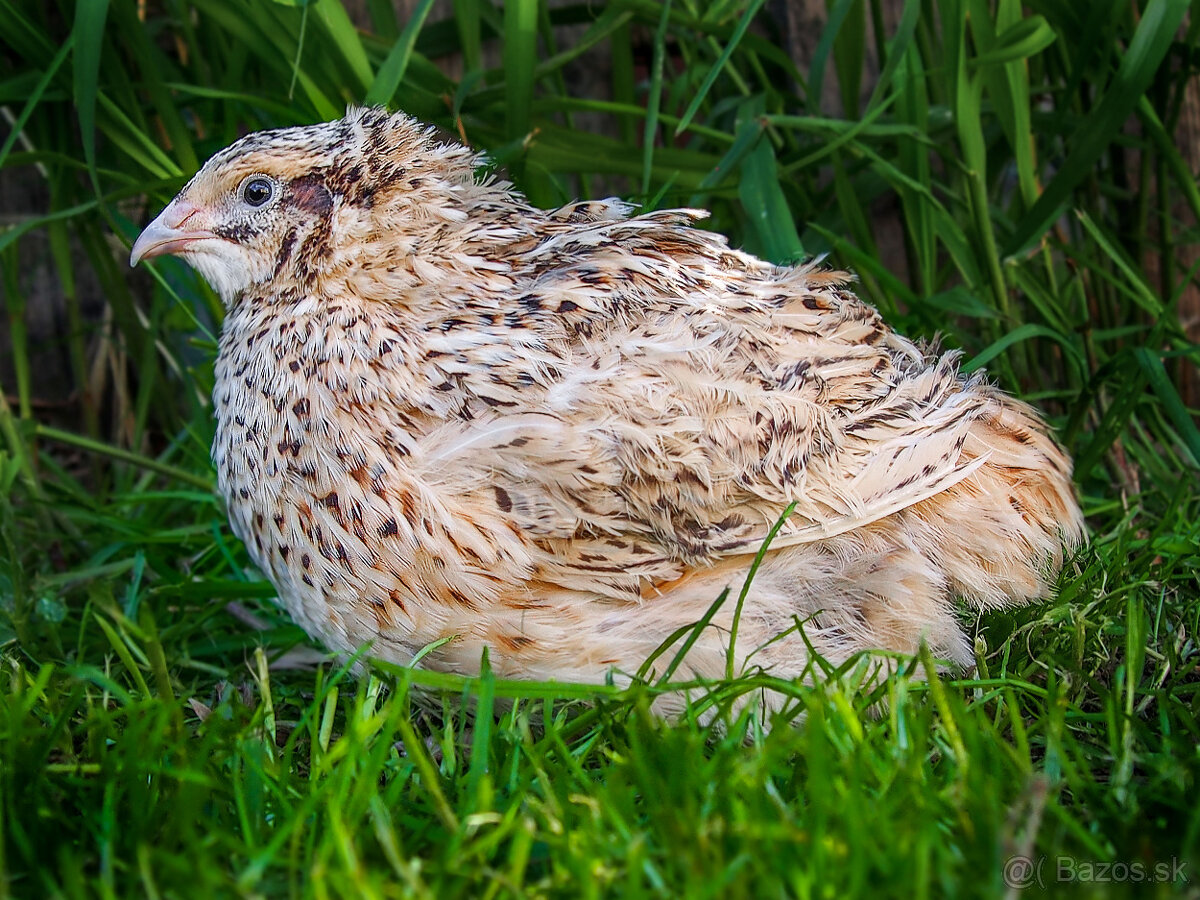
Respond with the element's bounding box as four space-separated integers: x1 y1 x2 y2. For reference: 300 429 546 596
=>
241 177 274 208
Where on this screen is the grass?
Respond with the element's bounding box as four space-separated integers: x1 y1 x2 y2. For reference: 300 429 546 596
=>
1 0 1199 895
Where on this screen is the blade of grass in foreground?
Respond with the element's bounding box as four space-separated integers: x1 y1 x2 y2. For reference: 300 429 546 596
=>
726 501 797 680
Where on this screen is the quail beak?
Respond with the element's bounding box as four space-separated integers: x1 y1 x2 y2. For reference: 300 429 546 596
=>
129 199 217 266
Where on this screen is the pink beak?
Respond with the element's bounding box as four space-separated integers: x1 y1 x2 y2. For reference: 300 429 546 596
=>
129 199 216 266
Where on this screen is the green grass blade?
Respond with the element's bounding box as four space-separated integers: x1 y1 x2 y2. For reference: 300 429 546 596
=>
738 136 804 263
726 502 797 680
658 589 730 685
0 200 100 256
831 0 866 116
97 93 183 178
93 613 152 697
1136 95 1200 229
364 0 436 107
776 97 896 173
611 19 635 144
109 0 197 172
641 0 672 197
0 0 56 57
365 0 397 40
696 115 763 192
807 0 858 112
969 14 1056 69
534 8 634 83
313 0 374 93
1073 210 1164 317
1 245 30 420
1004 0 1189 256
0 35 72 171
504 0 538 141
961 323 1083 374
892 43 935 294
453 0 482 74
34 424 214 491
72 0 110 194
1133 348 1200 464
865 0 921 109
673 0 766 136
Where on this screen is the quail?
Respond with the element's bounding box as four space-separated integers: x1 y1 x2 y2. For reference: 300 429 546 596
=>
131 108 1084 711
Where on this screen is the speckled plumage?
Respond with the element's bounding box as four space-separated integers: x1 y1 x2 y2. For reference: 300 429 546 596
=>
132 108 1084 710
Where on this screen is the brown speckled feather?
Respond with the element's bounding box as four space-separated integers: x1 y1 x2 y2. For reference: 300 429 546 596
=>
131 108 1084 712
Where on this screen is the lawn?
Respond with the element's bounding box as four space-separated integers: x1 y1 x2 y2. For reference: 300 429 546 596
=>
1 0 1199 896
